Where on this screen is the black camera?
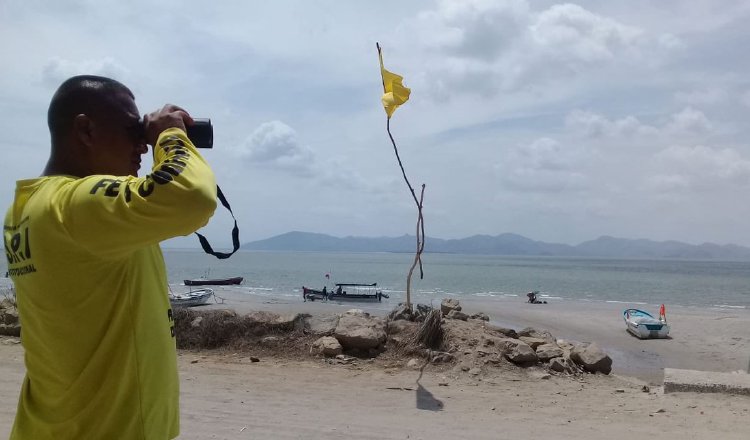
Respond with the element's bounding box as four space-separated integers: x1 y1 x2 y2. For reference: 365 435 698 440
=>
185 118 213 149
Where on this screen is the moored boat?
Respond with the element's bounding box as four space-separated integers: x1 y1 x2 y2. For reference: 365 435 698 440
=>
623 305 670 339
184 276 243 286
302 283 389 302
169 288 215 308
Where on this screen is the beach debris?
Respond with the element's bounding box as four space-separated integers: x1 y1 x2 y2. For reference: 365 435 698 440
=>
548 357 578 374
414 303 432 321
190 316 203 328
642 385 651 393
415 308 444 349
430 352 454 364
260 336 281 347
334 313 386 350
440 298 462 316
311 336 343 357
571 343 613 374
250 357 260 363
615 389 625 393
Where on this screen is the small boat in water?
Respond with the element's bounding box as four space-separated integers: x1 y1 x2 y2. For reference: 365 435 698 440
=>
623 305 670 339
169 288 215 308
184 276 243 286
302 283 389 302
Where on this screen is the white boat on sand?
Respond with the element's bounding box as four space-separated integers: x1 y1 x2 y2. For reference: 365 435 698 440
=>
169 288 215 308
623 305 670 339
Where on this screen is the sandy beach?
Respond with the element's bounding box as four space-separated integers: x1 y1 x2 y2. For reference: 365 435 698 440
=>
2 290 749 439
192 287 750 383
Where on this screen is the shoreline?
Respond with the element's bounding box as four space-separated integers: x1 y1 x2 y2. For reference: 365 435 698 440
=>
191 285 750 384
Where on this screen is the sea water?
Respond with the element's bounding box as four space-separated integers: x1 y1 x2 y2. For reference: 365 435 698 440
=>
159 249 750 309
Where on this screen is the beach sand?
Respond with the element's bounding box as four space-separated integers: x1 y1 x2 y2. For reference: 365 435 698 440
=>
193 287 750 383
1 291 749 439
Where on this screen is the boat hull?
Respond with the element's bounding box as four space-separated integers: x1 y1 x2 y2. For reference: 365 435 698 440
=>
170 288 214 308
623 308 670 339
184 277 243 286
302 286 386 302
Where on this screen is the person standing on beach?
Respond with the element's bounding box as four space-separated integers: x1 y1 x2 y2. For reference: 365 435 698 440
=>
2 75 217 439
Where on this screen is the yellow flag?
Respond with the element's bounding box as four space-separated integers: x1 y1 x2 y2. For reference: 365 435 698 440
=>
378 46 411 119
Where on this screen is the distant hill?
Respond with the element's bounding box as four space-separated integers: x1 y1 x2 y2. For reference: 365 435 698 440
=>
242 231 750 261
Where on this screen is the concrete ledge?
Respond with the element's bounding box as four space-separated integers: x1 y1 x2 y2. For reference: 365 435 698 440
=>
664 368 750 396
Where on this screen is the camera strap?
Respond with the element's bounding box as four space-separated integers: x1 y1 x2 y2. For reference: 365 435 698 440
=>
194 185 240 259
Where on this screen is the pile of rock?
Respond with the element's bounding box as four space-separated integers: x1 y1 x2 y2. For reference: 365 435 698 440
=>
0 296 20 337
173 298 612 377
436 299 612 375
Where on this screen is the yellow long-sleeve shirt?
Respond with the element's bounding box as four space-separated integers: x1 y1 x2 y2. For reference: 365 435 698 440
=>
3 128 217 439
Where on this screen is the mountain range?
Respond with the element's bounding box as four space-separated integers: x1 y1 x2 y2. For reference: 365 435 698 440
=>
242 231 750 261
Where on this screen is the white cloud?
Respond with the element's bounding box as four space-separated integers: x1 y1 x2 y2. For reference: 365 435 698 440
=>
41 57 130 87
651 145 750 190
565 110 658 138
665 107 712 134
416 0 530 61
530 3 644 63
674 88 728 106
405 1 677 101
740 90 750 108
496 137 588 192
239 121 315 175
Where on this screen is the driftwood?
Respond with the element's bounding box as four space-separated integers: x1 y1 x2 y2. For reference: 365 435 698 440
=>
415 309 443 349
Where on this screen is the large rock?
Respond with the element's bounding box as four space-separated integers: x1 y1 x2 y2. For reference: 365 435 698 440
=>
440 298 461 316
518 327 555 343
470 312 490 321
304 314 340 335
485 325 518 339
334 313 386 350
311 336 343 357
246 311 307 331
535 343 564 362
503 339 538 365
0 323 20 337
518 336 546 350
570 343 612 374
0 298 15 311
446 310 469 321
1 307 19 325
388 303 413 321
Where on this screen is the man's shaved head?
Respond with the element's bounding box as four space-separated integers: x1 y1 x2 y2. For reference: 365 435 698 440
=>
47 75 134 140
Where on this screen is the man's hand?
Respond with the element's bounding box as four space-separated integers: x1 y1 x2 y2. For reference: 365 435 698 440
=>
143 104 194 146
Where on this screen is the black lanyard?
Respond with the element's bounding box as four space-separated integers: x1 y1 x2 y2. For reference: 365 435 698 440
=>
194 185 240 259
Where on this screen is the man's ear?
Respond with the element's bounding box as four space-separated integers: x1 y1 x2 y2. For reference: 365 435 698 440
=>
72 114 95 148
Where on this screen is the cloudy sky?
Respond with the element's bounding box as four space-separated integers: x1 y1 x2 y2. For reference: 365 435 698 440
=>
3 0 750 248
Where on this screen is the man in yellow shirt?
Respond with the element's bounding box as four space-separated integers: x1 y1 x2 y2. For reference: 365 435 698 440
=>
3 75 217 439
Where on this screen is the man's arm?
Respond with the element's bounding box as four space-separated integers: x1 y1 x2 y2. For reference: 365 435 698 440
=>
59 128 217 259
